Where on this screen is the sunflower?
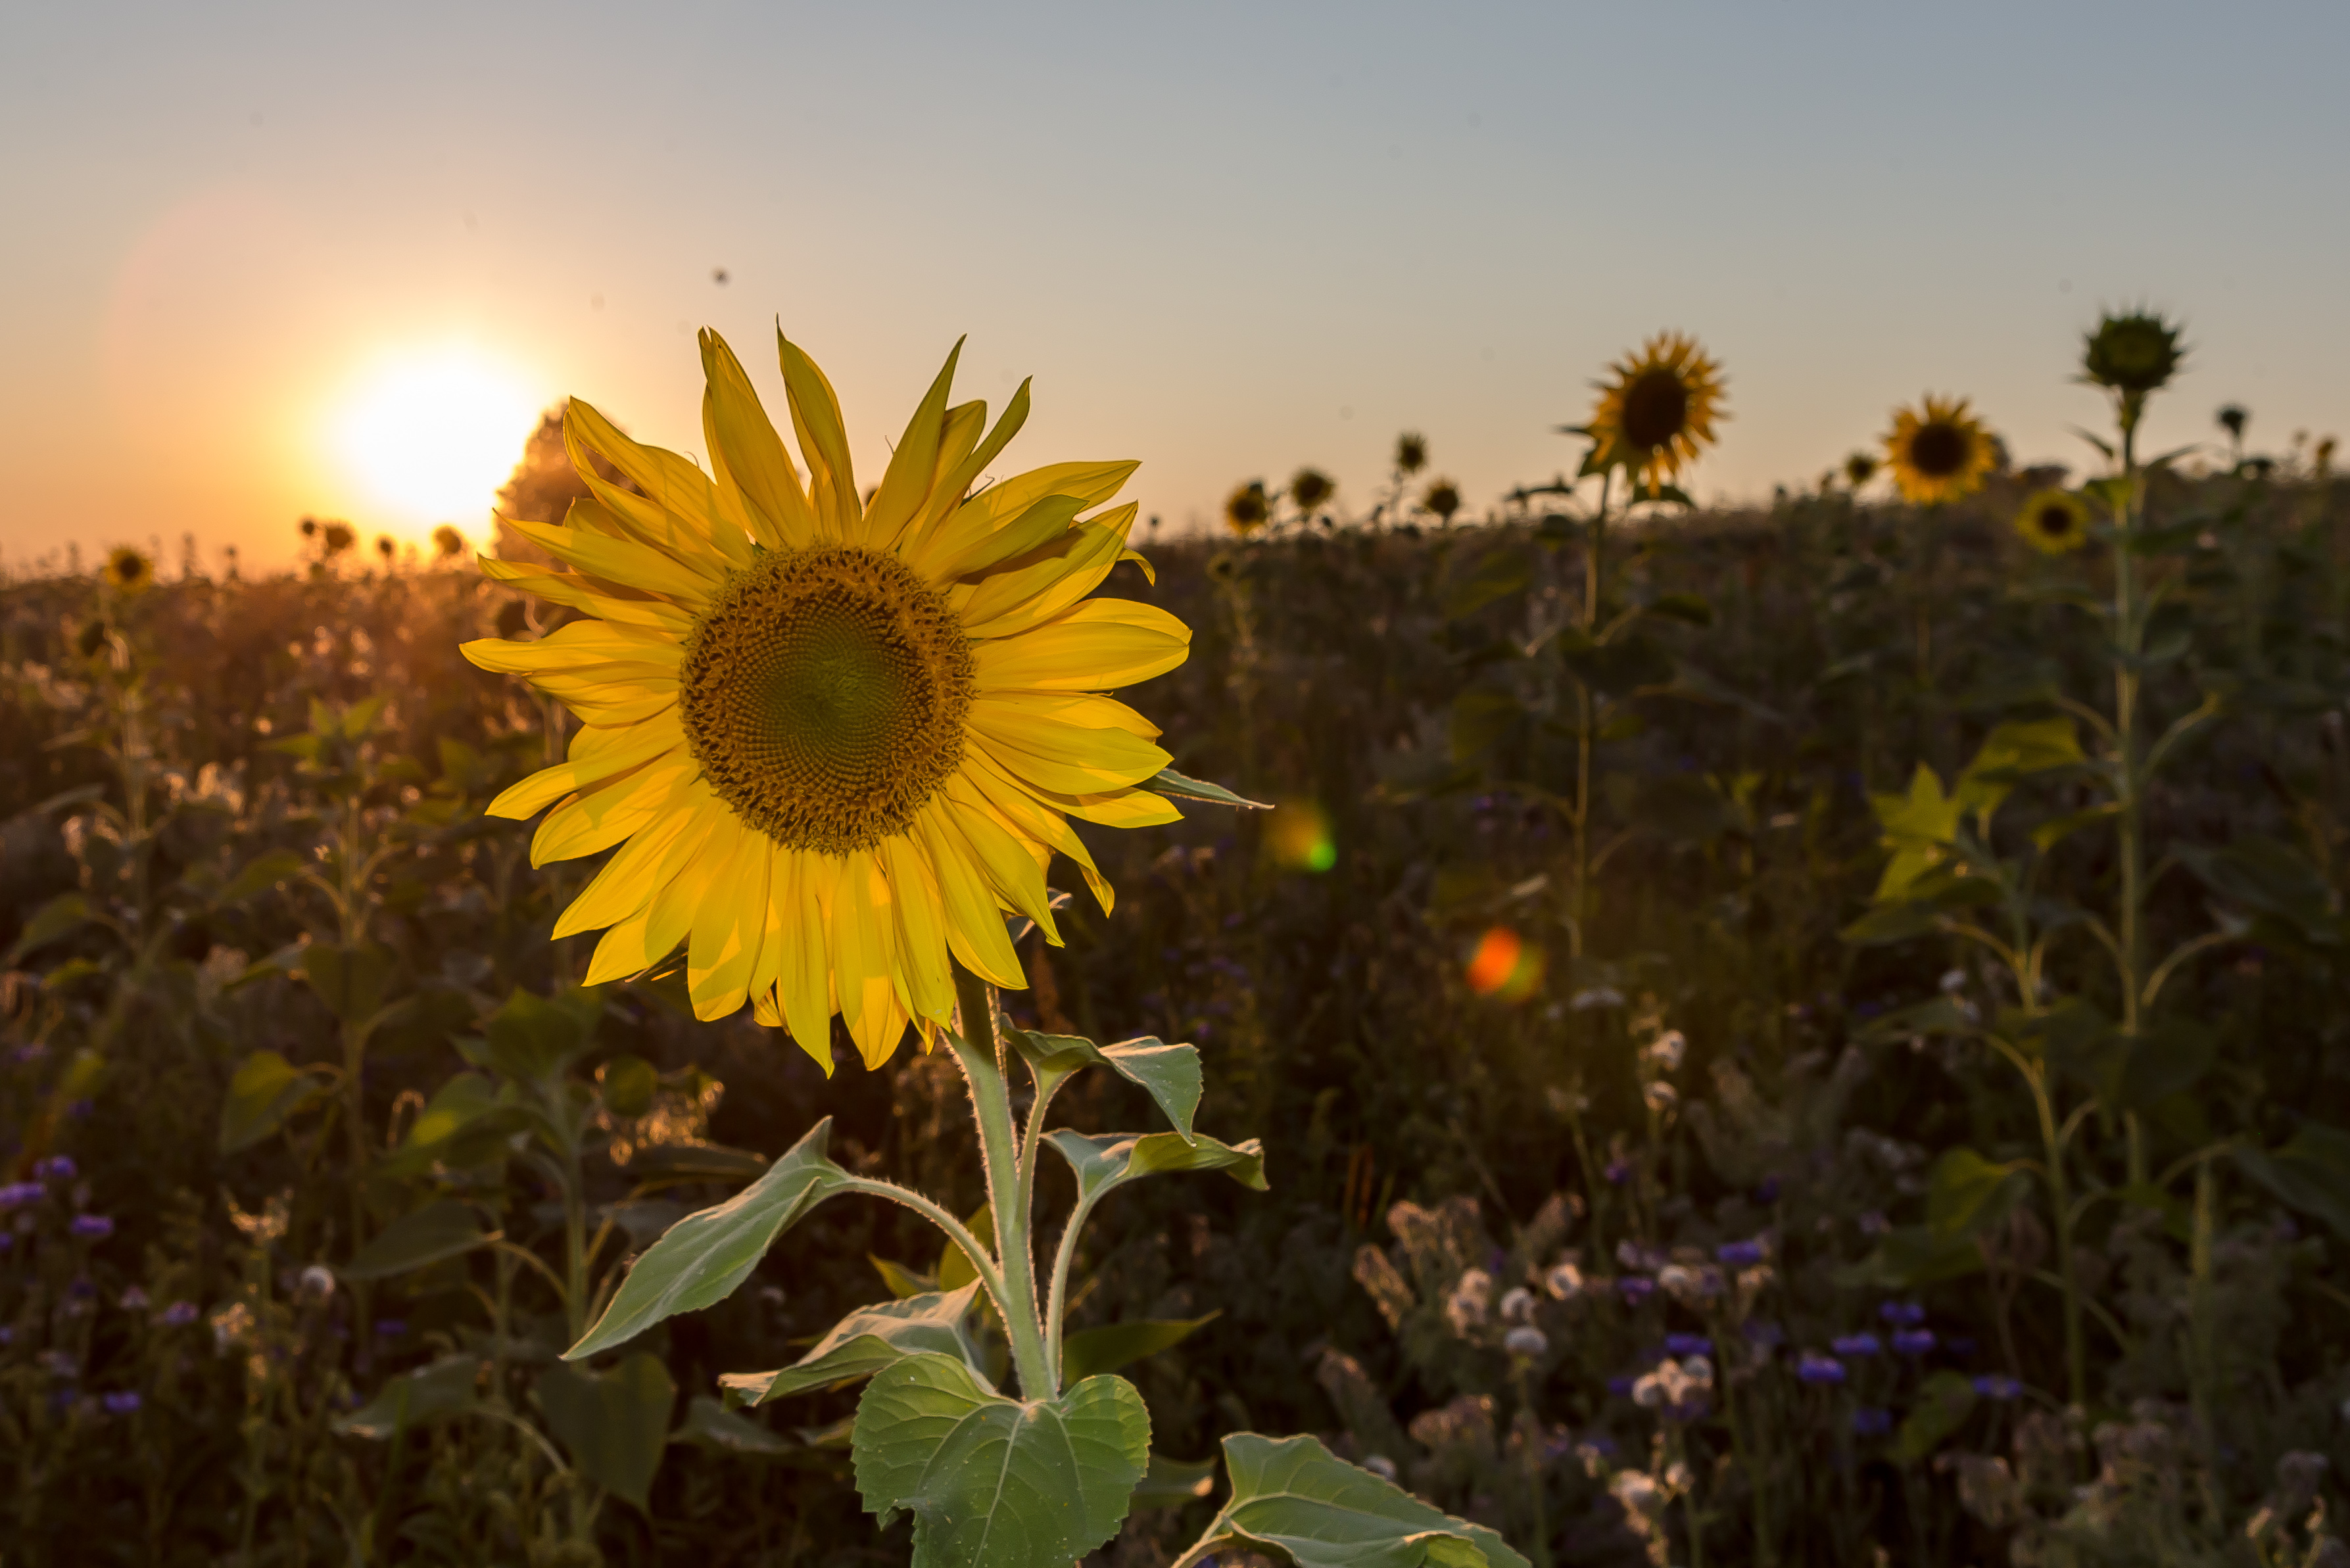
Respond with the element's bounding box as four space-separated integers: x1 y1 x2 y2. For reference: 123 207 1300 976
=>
460 330 1189 1071
102 546 154 597
1224 481 1269 535
1586 331 1726 488
2015 488 2091 555
1884 395 1997 505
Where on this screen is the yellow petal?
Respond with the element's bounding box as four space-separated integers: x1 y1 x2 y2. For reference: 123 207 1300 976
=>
907 378 1032 550
489 715 685 820
700 328 815 550
777 851 838 1072
959 751 1116 915
954 504 1138 638
922 493 1086 585
972 598 1190 692
967 702 1170 797
530 755 700 866
938 772 1063 941
744 846 794 1006
460 621 681 676
911 803 1026 988
775 332 860 543
878 834 953 1028
475 557 694 634
505 518 720 606
640 815 733 972
850 989 911 1072
1027 782 1182 830
585 906 658 985
564 398 748 565
688 832 770 1021
863 339 962 548
552 803 701 937
832 851 901 1057
554 687 679 728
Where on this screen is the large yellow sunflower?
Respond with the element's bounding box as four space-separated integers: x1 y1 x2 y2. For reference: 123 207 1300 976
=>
1585 331 1726 488
1884 395 1998 505
461 330 1189 1071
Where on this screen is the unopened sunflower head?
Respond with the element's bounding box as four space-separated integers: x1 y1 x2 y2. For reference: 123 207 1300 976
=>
1394 432 1428 475
1422 478 1462 523
1224 481 1270 535
1289 467 1335 516
2082 310 2185 400
1844 451 1879 489
460 330 1189 1073
1586 332 1726 488
2015 489 2091 556
1884 395 1997 506
102 546 155 598
432 525 468 559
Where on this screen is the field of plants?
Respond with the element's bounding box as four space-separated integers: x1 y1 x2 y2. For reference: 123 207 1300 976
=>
4 317 2349 1567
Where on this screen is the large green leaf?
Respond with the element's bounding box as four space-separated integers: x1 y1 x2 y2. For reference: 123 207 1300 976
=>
567 1118 852 1360
2177 837 2341 948
1188 1432 1528 1568
721 1284 985 1406
340 1199 492 1281
475 985 603 1085
1007 1030 1202 1141
300 941 395 1024
1046 1129 1268 1206
218 1049 333 1154
5 891 94 964
851 1352 1150 1568
333 1356 484 1438
213 849 310 907
671 1394 796 1458
1443 543 1531 620
1925 1147 2032 1239
2236 1122 2350 1242
538 1352 675 1511
373 1071 531 1179
1063 1313 1219 1383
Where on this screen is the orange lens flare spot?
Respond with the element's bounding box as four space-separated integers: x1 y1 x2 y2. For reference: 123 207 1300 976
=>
1267 799 1337 873
1465 926 1543 1002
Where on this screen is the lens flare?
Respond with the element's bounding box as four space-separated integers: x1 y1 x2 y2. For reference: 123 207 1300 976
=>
1466 926 1544 1002
1268 799 1337 872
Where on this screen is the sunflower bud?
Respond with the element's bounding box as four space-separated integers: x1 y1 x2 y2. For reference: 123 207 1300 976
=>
432 525 467 559
1423 479 1462 523
1394 432 1428 475
2216 404 2247 442
2082 310 2185 398
1224 481 1269 536
322 521 355 556
1289 467 1335 515
1843 452 1879 488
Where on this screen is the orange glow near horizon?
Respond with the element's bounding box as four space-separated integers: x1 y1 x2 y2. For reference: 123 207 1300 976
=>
329 345 545 535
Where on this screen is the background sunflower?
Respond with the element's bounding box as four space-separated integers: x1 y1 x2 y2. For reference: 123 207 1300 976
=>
1585 331 1727 489
1884 394 1997 505
2015 488 2091 554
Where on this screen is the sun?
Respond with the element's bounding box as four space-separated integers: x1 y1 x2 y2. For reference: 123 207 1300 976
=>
334 345 543 527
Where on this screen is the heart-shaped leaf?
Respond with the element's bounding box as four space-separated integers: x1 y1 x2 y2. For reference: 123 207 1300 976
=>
851 1352 1150 1568
567 1118 851 1360
333 1356 484 1439
1008 1030 1202 1141
538 1352 675 1511
1189 1432 1528 1568
340 1199 491 1281
218 1049 331 1154
722 1284 985 1405
1047 1129 1267 1205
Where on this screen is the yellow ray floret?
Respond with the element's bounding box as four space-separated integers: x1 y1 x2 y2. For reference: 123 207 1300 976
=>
1884 394 1998 506
462 329 1189 1072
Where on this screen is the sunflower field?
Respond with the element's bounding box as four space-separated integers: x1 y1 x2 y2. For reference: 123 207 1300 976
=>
5 316 2350 1567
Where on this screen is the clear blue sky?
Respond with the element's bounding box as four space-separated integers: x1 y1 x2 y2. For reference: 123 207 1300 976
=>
5 1 2345 566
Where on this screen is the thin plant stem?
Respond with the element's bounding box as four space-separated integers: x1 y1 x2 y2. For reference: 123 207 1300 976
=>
1570 469 1612 961
2111 412 2149 1185
949 962 1056 1400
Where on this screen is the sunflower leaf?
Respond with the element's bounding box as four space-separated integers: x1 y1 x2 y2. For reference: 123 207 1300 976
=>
1006 1029 1202 1142
1046 1130 1267 1206
851 1353 1150 1568
1141 767 1270 811
1180 1431 1529 1568
567 1118 852 1360
722 1283 986 1405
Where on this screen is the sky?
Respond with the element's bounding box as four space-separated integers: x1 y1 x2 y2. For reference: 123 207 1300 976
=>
5 1 2347 571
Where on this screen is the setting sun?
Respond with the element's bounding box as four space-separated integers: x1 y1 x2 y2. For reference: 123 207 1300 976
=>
333 345 543 529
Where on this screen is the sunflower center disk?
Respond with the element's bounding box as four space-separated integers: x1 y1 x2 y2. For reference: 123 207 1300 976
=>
1621 371 1691 452
680 546 974 855
1909 423 1969 479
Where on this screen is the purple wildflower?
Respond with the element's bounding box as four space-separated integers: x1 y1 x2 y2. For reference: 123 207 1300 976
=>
1945 1335 1979 1358
34 1155 76 1182
1616 1276 1656 1304
1604 1157 1634 1186
101 1391 142 1415
160 1301 199 1327
1716 1239 1767 1266
1606 1376 1635 1398
1831 1333 1882 1358
1664 1333 1714 1358
0 1181 44 1208
1892 1328 1936 1356
1796 1352 1846 1385
1879 1300 1927 1327
70 1214 114 1240
1744 1320 1786 1349
1972 1375 2023 1401
1852 1407 1894 1437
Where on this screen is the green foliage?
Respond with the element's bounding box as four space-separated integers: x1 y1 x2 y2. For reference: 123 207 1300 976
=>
1193 1432 1530 1568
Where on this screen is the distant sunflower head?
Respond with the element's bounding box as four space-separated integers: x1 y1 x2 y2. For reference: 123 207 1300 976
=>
1844 451 1880 489
1289 467 1335 516
102 546 154 598
1395 431 1428 475
1884 395 1997 505
2082 310 2186 400
460 328 1189 1073
1423 478 1462 523
2215 404 2248 443
1587 331 1726 487
1224 481 1270 535
321 521 356 556
375 535 397 563
2015 489 2091 555
432 525 468 559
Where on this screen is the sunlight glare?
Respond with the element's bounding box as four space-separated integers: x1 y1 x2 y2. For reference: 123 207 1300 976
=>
335 346 542 527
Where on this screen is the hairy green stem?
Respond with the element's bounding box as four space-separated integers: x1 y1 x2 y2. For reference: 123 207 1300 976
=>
2112 416 2149 1186
949 963 1057 1400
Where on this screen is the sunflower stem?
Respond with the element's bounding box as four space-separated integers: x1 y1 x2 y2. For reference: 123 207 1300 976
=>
949 962 1056 1399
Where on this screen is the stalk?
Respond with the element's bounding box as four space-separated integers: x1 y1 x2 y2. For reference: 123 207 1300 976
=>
949 963 1056 1399
2113 411 2149 1185
1570 471 1612 961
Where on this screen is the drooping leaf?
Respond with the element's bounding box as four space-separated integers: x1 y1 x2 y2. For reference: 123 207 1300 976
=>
1188 1431 1528 1568
538 1352 675 1511
2116 1017 2218 1112
567 1118 852 1360
722 1284 986 1405
622 1141 770 1189
1063 1313 1219 1383
1443 544 1531 621
671 1394 796 1458
1047 1130 1268 1206
5 891 94 963
851 1352 1150 1568
1838 1225 1986 1290
1140 767 1270 811
333 1356 485 1438
218 1049 331 1154
1132 1451 1220 1510
2177 838 2341 948
1892 1371 1978 1465
1007 1030 1202 1141
300 941 396 1025
372 1072 530 1179
339 1199 492 1281
1925 1147 2032 1240
476 985 603 1085
871 1255 939 1299
2235 1122 2350 1242
213 849 310 907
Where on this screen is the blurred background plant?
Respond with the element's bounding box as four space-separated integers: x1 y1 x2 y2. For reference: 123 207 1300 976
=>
2 324 2347 1565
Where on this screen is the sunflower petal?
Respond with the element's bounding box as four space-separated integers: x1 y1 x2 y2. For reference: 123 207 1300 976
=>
775 333 860 543
938 772 1063 942
878 834 953 1027
923 493 1086 585
954 504 1138 638
460 621 681 675
552 804 701 938
530 755 700 866
585 906 659 985
488 717 685 820
911 803 1026 988
777 852 838 1071
972 598 1190 691
864 339 962 548
688 832 770 1021
700 329 815 550
475 556 696 634
564 400 749 567
505 519 721 604
959 751 1116 915
967 702 1171 797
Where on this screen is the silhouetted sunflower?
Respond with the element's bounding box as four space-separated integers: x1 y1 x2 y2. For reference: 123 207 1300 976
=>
1289 467 1335 515
461 329 1189 1068
2082 311 2184 398
1587 332 1725 487
432 525 467 559
1224 481 1269 535
1423 479 1462 523
1844 452 1879 488
1884 395 1996 505
103 546 154 597
2015 489 2090 555
1395 432 1428 475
